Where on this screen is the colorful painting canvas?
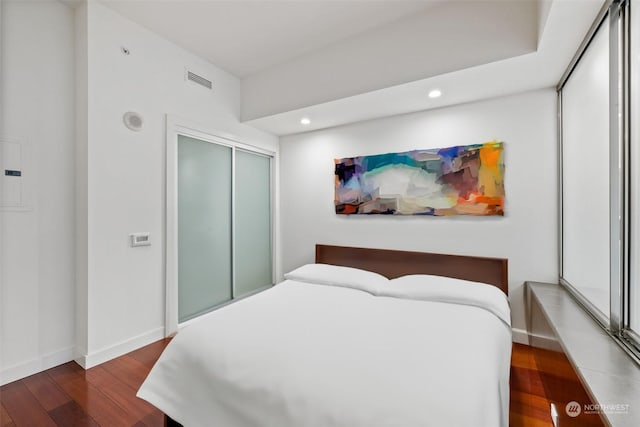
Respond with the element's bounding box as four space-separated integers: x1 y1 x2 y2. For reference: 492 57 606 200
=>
334 141 504 216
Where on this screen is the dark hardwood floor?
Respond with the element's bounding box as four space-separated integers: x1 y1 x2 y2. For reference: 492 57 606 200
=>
0 339 172 427
1 341 552 426
510 343 555 427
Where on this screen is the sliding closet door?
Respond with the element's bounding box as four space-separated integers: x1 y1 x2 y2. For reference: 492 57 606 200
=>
235 150 272 296
177 135 232 322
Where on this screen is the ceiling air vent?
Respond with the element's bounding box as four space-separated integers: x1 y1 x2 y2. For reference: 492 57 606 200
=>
186 70 212 90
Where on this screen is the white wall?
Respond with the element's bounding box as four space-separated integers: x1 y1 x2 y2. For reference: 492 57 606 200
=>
0 0 76 384
76 1 278 367
279 89 558 336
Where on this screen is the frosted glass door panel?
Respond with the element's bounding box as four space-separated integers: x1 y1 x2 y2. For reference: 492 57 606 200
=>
561 19 610 318
235 150 272 297
178 135 232 322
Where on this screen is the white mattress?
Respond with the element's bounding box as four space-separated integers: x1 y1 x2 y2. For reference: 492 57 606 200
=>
138 279 512 427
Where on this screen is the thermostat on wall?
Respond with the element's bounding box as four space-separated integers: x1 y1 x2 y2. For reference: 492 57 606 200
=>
130 232 151 247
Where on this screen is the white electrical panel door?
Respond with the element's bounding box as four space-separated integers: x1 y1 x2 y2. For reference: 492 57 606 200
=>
0 140 23 208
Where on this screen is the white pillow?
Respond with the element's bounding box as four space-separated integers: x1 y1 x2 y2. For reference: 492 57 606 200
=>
284 263 389 295
379 274 511 326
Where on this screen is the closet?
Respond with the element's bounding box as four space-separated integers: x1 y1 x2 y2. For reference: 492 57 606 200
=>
168 129 273 326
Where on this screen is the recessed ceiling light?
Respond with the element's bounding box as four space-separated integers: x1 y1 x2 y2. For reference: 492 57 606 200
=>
300 117 311 125
428 89 442 99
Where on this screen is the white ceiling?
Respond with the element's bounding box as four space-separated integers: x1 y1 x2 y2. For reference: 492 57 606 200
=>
101 0 441 77
99 0 606 135
247 0 605 135
241 0 539 122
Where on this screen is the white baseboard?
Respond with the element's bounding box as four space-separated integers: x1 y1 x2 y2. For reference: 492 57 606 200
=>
1 326 528 385
0 346 75 386
76 327 165 369
527 332 562 351
512 327 529 345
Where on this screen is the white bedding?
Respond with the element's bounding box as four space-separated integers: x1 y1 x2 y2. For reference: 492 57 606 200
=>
138 279 512 427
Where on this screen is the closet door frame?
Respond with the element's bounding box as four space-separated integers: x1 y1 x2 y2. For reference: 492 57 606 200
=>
165 115 275 336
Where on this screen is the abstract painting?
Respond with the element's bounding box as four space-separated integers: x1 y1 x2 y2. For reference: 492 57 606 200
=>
334 141 504 216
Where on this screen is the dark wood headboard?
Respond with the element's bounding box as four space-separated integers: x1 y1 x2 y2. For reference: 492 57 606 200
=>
315 244 508 295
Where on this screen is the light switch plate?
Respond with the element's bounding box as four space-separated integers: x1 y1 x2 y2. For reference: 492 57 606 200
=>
130 232 151 247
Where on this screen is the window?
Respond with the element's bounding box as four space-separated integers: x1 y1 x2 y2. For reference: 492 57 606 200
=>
629 0 640 343
560 15 610 321
559 0 640 357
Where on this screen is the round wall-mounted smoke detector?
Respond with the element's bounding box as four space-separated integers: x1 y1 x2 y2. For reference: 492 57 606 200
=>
123 111 144 132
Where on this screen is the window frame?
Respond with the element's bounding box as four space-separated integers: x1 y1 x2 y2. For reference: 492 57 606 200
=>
558 0 640 361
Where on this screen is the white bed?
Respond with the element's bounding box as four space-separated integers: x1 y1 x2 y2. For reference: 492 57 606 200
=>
138 257 512 427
